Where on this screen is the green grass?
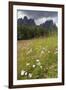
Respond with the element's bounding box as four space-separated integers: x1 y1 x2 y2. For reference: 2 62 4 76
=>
17 34 58 80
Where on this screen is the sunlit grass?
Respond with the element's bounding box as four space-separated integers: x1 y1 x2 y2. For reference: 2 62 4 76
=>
17 35 58 80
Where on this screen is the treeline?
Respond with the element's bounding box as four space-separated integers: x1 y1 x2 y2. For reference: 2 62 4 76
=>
17 24 57 40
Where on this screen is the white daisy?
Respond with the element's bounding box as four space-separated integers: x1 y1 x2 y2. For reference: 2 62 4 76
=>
43 47 46 50
26 63 30 66
41 50 44 54
21 70 25 76
29 73 32 78
32 65 36 68
25 72 28 76
36 59 39 62
48 51 50 53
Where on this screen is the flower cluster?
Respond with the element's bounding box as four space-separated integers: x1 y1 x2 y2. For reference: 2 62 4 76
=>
20 47 58 79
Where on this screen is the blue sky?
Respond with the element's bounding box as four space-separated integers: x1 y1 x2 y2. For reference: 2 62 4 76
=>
17 10 58 25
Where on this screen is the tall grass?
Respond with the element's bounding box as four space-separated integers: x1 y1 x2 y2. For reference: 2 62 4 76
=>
17 34 58 80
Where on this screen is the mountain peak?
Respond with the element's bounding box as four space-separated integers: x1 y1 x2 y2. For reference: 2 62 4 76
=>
17 16 35 25
24 16 28 20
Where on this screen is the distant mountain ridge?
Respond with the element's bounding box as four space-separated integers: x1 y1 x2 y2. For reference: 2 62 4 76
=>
40 20 57 29
17 16 35 25
17 16 57 29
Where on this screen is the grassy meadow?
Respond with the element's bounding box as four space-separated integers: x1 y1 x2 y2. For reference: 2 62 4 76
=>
17 34 58 80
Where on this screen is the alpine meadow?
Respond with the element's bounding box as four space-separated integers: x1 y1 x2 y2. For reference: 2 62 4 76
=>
17 10 58 80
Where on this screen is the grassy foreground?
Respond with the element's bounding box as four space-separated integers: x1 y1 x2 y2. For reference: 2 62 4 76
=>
17 35 58 80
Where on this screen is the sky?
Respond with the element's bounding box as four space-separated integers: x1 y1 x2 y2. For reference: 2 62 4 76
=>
17 10 58 26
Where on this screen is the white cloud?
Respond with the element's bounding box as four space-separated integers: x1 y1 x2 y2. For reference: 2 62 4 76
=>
17 11 28 19
35 17 58 25
35 18 46 25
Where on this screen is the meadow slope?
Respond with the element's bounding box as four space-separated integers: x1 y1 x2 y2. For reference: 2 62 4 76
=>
17 35 58 80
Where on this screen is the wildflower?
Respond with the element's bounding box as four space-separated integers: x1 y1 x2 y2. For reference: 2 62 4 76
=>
36 59 39 62
40 66 42 69
46 67 48 70
21 70 25 76
32 64 36 68
29 48 32 52
26 63 30 66
29 73 32 78
25 72 28 76
41 50 44 54
48 51 50 53
43 47 46 51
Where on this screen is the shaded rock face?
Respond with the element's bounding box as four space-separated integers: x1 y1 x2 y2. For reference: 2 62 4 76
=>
17 18 23 25
17 16 35 25
44 20 53 28
40 20 53 28
40 20 57 30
